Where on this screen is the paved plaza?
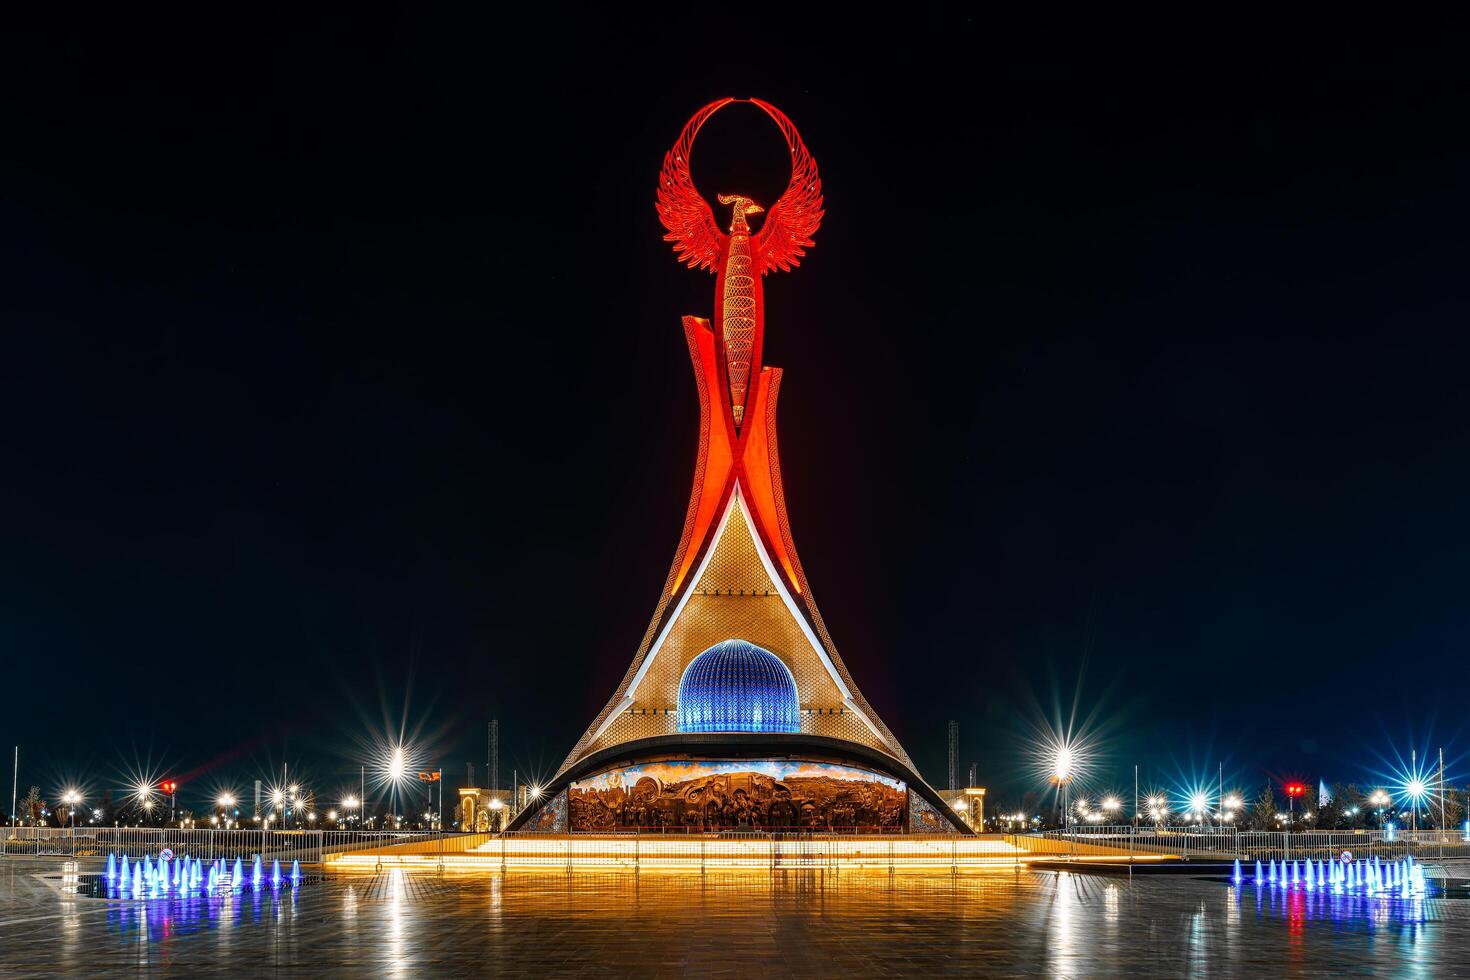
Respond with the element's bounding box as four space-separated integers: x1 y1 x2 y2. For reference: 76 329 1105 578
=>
1 858 1467 976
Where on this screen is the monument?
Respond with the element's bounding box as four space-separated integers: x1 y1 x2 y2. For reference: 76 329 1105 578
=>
510 98 968 834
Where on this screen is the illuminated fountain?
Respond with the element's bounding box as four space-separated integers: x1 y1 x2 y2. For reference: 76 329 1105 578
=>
1243 853 1427 899
98 852 305 902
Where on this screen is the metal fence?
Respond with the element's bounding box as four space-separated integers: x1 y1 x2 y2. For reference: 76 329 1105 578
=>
1030 826 1470 864
0 827 467 864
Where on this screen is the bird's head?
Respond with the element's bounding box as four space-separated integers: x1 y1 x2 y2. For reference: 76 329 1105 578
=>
717 193 764 233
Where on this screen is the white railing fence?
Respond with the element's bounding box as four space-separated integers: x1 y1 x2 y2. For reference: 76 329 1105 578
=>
1030 825 1470 863
0 826 468 864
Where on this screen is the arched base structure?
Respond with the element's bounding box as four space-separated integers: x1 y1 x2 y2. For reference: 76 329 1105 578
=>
509 734 967 835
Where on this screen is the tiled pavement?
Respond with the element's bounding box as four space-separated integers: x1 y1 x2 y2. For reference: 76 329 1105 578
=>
2 858 1468 976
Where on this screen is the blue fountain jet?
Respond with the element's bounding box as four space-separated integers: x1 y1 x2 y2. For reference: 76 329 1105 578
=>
271 859 281 889
290 860 301 887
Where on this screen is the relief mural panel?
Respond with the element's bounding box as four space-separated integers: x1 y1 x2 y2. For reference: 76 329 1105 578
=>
570 760 906 832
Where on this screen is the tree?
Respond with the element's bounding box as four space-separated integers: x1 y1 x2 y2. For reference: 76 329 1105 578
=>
19 786 44 827
1250 786 1276 830
1319 783 1346 829
1299 784 1319 829
1341 784 1366 829
1442 786 1466 831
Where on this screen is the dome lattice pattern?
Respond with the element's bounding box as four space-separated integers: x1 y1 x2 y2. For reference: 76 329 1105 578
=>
677 639 799 734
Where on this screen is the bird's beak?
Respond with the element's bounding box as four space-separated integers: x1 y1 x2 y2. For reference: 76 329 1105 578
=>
746 204 764 215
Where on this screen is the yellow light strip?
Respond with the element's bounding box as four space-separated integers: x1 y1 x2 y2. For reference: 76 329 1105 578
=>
323 834 1181 874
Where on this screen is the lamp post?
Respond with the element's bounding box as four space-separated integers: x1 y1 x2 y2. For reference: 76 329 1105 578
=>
160 780 178 826
1284 782 1306 827
1370 790 1390 828
1284 781 1305 859
217 793 236 830
61 790 81 844
1405 778 1426 833
1050 747 1073 831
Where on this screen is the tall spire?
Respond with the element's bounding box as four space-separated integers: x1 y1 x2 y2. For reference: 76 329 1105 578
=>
512 99 965 835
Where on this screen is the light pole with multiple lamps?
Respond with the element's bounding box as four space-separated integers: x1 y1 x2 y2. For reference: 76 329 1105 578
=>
1370 789 1390 828
217 793 236 829
61 789 81 843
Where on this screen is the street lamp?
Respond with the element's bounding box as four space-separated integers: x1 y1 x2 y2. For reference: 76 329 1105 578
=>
488 796 505 833
1050 746 1074 830
61 790 82 840
1284 782 1306 830
216 793 236 829
160 780 178 825
1404 778 1428 832
1370 790 1390 827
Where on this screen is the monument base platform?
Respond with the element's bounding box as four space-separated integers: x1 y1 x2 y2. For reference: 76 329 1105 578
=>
324 832 1179 874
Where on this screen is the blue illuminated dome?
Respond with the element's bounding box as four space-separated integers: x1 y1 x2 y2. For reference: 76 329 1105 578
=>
676 639 800 734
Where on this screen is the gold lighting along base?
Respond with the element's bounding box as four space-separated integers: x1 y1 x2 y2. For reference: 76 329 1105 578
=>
323 832 1180 874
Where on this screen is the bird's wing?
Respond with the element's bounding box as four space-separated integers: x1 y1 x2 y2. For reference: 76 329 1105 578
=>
656 98 732 272
751 98 824 274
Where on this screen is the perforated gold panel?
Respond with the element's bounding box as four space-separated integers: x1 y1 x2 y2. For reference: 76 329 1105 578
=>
578 494 891 759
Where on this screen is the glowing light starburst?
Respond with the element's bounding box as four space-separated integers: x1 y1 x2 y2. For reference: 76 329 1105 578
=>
368 739 425 798
1027 733 1100 793
1386 753 1437 818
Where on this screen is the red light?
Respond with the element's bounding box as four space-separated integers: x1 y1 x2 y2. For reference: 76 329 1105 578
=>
161 780 177 794
1284 782 1306 798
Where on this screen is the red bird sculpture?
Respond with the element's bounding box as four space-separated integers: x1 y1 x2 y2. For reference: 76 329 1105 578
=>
655 98 824 428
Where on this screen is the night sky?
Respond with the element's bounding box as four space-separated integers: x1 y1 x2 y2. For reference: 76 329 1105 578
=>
5 10 1468 813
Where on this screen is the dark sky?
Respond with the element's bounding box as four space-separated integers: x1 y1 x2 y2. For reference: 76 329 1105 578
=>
4 9 1468 812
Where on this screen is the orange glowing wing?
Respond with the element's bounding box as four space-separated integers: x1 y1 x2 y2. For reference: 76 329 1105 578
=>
751 98 824 274
656 98 733 272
